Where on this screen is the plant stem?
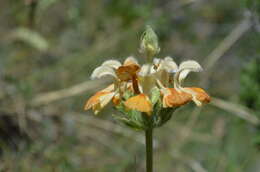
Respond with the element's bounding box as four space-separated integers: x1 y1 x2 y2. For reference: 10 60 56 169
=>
145 129 153 172
28 0 38 28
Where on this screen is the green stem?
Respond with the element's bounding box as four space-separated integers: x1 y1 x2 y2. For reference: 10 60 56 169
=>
145 129 153 172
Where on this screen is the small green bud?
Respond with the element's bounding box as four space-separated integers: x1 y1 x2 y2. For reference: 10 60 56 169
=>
140 25 160 59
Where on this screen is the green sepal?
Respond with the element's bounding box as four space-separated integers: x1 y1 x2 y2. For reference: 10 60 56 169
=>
150 87 161 105
151 100 177 128
122 89 134 100
113 98 178 130
113 103 147 130
112 115 144 130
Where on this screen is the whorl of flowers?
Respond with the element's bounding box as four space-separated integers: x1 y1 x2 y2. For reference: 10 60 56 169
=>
84 26 210 130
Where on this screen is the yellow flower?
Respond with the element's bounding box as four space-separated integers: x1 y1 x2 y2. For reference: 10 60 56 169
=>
84 26 211 130
84 57 140 114
84 84 116 114
123 64 154 115
85 27 210 118
124 57 178 115
161 60 210 108
85 56 210 116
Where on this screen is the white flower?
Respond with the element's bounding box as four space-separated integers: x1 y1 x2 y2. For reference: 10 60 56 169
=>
173 60 202 106
85 56 140 114
153 57 178 87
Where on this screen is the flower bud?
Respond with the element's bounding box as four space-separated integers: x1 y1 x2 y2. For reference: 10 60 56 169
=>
140 25 160 59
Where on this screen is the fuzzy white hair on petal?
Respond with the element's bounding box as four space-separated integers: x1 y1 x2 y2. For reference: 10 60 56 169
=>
178 69 190 83
162 57 178 72
164 56 174 61
91 66 117 79
179 60 203 72
124 56 139 65
178 60 203 82
101 60 122 69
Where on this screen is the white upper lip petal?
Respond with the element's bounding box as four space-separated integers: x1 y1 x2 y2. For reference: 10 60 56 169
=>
91 65 117 79
160 57 178 72
101 60 122 69
123 56 139 66
177 60 203 84
153 57 178 73
172 60 204 106
91 59 123 79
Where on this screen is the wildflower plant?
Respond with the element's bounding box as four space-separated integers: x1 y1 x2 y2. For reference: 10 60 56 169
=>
84 26 210 172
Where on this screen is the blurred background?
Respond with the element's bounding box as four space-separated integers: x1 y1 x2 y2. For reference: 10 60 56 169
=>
0 0 260 171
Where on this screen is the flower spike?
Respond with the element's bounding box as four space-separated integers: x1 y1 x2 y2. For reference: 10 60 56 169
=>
85 26 210 130
84 28 211 172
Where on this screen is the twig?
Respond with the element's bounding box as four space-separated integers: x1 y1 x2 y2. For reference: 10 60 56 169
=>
203 17 252 70
210 97 260 125
25 0 38 28
171 150 208 172
31 79 108 106
168 121 216 144
173 108 202 150
76 114 146 144
188 159 208 172
201 17 252 86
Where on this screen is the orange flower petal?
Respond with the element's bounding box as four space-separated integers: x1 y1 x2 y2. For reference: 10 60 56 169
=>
84 91 110 110
124 94 152 115
163 88 192 107
187 87 211 104
116 64 140 81
84 84 116 113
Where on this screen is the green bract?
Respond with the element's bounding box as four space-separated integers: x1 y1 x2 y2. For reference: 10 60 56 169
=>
113 89 177 130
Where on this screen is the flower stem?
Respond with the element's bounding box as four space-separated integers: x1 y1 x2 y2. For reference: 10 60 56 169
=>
145 128 153 172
